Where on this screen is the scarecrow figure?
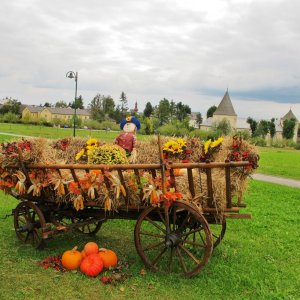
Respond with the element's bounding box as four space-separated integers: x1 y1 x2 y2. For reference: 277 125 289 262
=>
115 116 141 163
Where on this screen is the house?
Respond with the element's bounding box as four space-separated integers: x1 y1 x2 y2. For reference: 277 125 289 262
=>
21 106 91 123
199 90 250 132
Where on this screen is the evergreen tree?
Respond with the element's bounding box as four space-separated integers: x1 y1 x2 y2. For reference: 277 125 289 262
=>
269 118 276 138
247 117 258 136
143 102 153 118
120 91 128 115
156 98 171 125
175 102 191 121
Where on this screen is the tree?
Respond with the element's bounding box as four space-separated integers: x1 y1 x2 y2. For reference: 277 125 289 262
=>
196 113 203 129
283 118 296 139
247 117 258 136
169 100 177 121
43 102 52 107
112 105 123 123
88 94 105 122
55 100 68 108
256 120 269 138
0 98 21 115
143 102 153 118
268 118 276 138
206 105 217 118
119 91 128 115
212 119 231 135
102 96 115 116
156 98 171 125
175 102 191 122
70 95 84 109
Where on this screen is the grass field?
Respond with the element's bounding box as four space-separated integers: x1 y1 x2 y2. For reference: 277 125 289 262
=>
257 147 300 180
0 180 299 300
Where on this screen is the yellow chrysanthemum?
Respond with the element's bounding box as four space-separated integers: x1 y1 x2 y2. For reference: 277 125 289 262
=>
211 137 223 149
75 149 85 160
86 138 98 146
176 138 186 148
204 139 212 154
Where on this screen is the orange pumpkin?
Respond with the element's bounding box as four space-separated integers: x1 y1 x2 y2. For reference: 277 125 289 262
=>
80 254 104 277
81 249 87 259
61 246 82 270
98 248 118 269
84 242 99 256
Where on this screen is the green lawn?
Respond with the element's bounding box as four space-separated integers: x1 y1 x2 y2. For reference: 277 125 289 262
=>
257 147 300 180
0 181 299 300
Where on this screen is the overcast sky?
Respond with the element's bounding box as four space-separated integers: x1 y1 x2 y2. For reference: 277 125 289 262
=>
1 0 299 120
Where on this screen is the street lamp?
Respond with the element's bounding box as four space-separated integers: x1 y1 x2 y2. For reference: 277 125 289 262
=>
66 71 78 137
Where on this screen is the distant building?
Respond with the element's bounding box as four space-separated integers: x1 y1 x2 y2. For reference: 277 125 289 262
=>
199 90 250 132
190 90 299 142
21 106 91 123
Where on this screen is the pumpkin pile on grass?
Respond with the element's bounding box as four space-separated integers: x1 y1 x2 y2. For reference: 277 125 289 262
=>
61 242 118 277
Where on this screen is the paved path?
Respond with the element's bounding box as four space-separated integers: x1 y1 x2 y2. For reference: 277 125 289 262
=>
0 132 33 138
253 173 300 188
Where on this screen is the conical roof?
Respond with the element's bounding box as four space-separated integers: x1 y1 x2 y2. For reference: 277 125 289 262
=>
281 109 298 121
213 90 237 116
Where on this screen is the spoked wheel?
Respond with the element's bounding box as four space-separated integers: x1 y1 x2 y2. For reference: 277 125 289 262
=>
14 201 47 249
72 217 103 235
209 218 227 248
134 200 213 277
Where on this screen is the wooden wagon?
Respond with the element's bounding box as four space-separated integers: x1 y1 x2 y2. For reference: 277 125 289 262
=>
3 138 252 278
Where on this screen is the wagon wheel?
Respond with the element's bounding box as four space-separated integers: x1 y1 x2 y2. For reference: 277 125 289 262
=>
72 217 103 235
14 201 47 249
134 200 213 277
209 218 227 248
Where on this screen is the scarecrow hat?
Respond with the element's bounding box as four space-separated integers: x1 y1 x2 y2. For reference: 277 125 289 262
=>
120 116 141 130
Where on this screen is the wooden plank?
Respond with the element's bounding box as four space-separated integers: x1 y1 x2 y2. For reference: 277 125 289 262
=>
224 213 252 219
187 168 195 198
225 160 232 208
24 161 251 170
206 167 213 208
203 207 240 213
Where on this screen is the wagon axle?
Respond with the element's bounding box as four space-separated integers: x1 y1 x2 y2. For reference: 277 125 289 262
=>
165 233 180 248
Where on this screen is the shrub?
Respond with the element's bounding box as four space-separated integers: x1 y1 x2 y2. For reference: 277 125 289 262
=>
294 143 300 150
271 139 296 148
251 137 267 147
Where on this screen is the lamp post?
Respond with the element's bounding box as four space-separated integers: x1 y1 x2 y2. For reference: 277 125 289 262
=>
66 71 78 137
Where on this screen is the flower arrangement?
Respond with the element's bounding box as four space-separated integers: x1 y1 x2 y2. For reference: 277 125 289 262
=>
0 139 32 166
53 138 70 151
227 136 259 175
75 138 100 161
87 144 128 165
163 138 192 162
200 137 223 161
